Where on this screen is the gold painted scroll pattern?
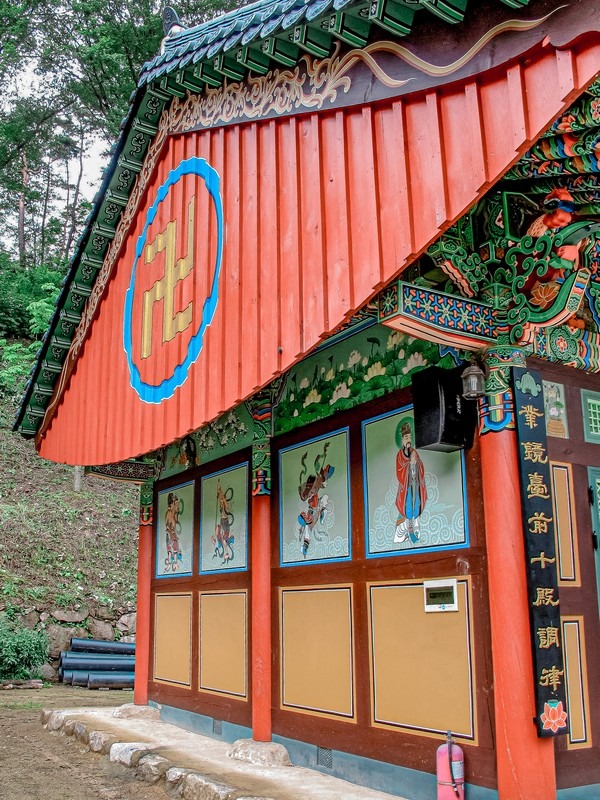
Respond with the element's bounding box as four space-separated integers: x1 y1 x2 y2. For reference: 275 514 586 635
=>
167 43 411 135
168 8 559 135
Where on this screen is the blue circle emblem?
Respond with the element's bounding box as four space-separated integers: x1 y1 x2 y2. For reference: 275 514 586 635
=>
123 157 223 404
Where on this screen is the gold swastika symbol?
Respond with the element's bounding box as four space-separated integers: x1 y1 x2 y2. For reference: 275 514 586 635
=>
141 197 195 359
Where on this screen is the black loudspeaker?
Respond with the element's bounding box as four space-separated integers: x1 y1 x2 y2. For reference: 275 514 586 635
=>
411 365 477 452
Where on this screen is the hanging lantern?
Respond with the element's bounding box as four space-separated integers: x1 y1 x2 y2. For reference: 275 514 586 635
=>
461 357 486 400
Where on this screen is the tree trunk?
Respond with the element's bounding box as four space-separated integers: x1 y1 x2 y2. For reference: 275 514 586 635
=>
61 157 70 258
40 161 52 267
18 151 29 269
64 128 85 261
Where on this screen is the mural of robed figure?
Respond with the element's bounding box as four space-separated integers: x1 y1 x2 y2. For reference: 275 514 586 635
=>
394 418 427 544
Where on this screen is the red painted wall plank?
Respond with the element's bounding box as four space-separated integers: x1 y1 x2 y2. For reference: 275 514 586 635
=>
373 101 414 277
298 113 326 350
258 120 280 388
320 111 352 332
240 124 260 395
277 117 303 362
222 125 243 403
206 127 227 420
439 87 483 220
346 107 382 308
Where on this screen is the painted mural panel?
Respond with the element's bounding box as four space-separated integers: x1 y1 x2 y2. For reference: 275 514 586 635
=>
199 591 248 698
369 581 475 738
363 408 467 556
543 381 569 438
280 586 354 718
279 430 351 565
200 463 248 573
154 593 192 686
156 481 195 577
160 405 254 480
274 323 456 435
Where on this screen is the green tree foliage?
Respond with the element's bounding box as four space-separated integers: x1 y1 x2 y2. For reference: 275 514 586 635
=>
0 338 40 400
0 614 48 679
0 253 63 337
0 1 238 387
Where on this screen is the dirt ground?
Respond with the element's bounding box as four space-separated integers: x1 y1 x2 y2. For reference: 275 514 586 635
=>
0 684 169 800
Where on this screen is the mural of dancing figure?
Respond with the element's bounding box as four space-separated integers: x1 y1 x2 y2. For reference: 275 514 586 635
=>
297 440 335 557
165 492 183 570
394 418 427 544
212 480 235 564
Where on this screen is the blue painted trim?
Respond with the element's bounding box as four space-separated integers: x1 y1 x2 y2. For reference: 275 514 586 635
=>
199 461 249 575
155 479 195 579
361 405 469 559
272 732 498 800
123 157 224 404
150 703 499 800
278 428 352 567
156 703 252 744
558 785 600 799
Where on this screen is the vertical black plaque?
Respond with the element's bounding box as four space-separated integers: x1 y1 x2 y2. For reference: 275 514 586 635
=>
512 367 568 737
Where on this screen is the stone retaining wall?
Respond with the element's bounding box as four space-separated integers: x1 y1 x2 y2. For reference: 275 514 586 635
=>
4 601 136 681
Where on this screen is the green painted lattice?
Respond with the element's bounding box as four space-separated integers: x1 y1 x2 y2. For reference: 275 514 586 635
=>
581 390 600 444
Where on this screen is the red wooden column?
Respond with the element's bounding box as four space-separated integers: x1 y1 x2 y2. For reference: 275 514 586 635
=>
479 349 555 800
134 483 154 705
251 490 272 741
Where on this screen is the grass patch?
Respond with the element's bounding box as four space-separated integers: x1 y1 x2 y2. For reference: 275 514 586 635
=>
0 394 140 612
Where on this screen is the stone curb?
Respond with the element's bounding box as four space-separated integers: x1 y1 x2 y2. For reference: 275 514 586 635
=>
40 709 277 800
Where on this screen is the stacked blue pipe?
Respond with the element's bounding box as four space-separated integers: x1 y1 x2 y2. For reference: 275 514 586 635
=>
59 638 135 689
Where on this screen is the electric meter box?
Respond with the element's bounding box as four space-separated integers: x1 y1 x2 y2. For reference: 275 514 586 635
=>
423 579 458 612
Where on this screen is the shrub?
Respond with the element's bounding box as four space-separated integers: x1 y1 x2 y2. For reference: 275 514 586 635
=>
0 338 39 400
0 614 48 680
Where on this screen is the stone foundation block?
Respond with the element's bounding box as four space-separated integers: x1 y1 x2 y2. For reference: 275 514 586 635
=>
39 709 52 726
113 703 160 720
88 730 119 754
165 767 194 797
109 742 152 767
62 719 77 737
227 739 292 767
46 711 67 731
73 721 89 744
137 753 171 783
182 772 238 800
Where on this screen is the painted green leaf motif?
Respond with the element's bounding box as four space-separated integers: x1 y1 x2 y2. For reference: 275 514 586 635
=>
516 371 542 397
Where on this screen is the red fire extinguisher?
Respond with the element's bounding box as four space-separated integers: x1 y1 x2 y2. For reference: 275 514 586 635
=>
437 730 465 799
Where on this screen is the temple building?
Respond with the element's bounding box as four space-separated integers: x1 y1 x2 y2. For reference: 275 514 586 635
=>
15 1 600 798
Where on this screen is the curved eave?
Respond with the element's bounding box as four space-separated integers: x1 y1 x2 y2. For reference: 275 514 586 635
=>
14 0 581 440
